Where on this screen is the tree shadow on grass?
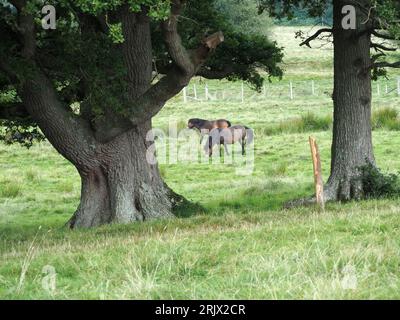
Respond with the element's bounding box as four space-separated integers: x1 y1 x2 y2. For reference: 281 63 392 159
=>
173 182 314 219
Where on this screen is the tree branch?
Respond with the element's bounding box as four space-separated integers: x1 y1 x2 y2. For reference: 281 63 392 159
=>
10 0 36 59
21 72 100 168
123 0 223 124
130 32 224 124
371 42 397 52
161 0 194 76
299 28 333 48
373 61 400 69
371 30 397 40
371 53 386 63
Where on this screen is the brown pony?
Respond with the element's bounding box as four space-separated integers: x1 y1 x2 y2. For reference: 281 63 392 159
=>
205 125 254 157
188 118 231 144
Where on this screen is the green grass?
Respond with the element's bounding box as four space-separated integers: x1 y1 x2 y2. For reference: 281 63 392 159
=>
0 180 22 198
261 112 332 136
372 107 400 131
1 26 400 300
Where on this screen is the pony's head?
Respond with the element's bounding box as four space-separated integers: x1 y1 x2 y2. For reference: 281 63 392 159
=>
188 118 203 129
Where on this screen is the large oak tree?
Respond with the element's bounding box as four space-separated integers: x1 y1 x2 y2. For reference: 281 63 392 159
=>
261 0 400 202
0 0 282 227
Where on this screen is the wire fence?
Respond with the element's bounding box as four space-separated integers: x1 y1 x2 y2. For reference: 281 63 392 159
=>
179 77 400 103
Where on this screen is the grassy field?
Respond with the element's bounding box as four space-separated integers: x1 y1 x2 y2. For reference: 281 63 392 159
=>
1 26 400 299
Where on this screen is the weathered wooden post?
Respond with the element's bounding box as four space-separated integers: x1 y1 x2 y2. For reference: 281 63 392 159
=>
309 136 325 211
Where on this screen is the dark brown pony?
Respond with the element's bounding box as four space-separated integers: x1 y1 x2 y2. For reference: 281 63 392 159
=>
205 125 254 157
188 118 231 144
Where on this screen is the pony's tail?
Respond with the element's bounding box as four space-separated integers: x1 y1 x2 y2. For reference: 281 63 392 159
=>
226 120 232 127
245 126 254 145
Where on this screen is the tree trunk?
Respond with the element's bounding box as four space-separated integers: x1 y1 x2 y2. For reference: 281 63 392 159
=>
325 0 375 201
68 120 176 228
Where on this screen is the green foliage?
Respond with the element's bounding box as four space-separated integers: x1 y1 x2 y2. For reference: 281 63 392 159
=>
359 162 400 199
0 120 45 148
374 0 400 40
179 0 283 89
0 88 45 147
54 0 170 18
259 0 330 21
274 5 333 26
214 0 273 36
108 23 125 44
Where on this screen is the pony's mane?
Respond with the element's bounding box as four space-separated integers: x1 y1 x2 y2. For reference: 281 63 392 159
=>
190 118 207 126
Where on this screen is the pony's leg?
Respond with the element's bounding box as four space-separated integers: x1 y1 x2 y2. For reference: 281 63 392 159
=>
209 138 213 157
241 137 246 155
200 135 204 145
224 143 230 155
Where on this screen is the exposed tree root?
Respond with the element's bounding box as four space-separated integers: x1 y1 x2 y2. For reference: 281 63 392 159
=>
284 176 366 209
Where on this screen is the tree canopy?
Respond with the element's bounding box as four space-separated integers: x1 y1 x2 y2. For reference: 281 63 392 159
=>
214 0 273 36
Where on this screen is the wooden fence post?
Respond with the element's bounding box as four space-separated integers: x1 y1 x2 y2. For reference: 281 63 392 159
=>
397 77 400 96
183 87 187 103
193 84 197 100
309 136 325 211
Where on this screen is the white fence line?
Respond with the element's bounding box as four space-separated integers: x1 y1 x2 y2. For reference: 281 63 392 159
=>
181 79 400 103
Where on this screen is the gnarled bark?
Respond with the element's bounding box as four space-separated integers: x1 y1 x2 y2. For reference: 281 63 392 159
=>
68 121 176 228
